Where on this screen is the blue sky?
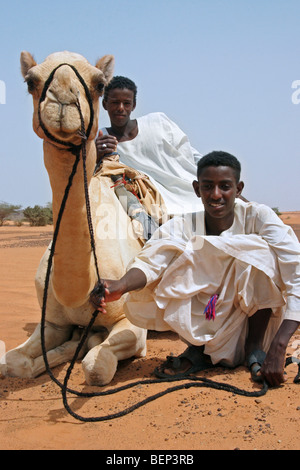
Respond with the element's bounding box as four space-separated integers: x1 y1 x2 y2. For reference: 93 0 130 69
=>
0 0 299 211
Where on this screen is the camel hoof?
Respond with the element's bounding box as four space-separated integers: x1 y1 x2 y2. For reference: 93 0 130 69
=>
0 350 34 378
82 346 118 386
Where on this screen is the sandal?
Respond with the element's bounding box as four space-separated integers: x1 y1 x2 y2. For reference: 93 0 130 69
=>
246 349 266 383
154 345 214 379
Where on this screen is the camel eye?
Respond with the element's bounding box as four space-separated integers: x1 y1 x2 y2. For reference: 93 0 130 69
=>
95 81 105 95
27 79 35 92
25 76 38 94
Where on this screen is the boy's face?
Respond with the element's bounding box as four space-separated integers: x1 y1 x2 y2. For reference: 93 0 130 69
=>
193 166 244 220
103 88 136 128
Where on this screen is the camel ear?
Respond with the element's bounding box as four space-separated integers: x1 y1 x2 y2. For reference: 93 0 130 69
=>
95 55 115 85
20 51 37 78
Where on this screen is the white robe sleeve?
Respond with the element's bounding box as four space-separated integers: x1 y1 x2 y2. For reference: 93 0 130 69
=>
127 215 194 283
159 113 202 165
115 113 204 215
251 204 300 322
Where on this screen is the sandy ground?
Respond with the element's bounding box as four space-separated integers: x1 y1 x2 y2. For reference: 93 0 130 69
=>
0 215 300 451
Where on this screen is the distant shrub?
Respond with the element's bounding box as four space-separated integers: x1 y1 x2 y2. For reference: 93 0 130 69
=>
0 202 22 226
272 207 282 216
23 204 53 226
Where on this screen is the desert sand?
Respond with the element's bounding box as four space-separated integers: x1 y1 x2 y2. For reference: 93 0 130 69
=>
0 215 299 451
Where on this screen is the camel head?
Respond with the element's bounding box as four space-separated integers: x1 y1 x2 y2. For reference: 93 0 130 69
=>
20 51 114 146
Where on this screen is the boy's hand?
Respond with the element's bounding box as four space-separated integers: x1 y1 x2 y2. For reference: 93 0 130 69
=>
102 280 124 303
260 343 287 387
90 280 125 314
260 320 299 387
95 130 118 160
90 269 147 314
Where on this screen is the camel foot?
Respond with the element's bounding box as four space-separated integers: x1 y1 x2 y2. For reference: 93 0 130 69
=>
82 345 118 386
0 349 36 378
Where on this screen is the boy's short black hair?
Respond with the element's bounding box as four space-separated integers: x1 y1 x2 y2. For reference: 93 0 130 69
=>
197 151 241 182
103 76 137 103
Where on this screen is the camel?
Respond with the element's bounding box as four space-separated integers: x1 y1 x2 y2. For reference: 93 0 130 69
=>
0 51 148 385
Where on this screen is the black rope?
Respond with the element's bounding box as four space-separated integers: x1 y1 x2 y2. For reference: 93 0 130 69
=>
60 317 270 422
77 100 102 285
40 148 82 390
60 322 299 423
38 63 103 393
38 63 300 423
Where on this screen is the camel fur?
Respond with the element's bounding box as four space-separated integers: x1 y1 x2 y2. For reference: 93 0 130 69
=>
0 51 147 385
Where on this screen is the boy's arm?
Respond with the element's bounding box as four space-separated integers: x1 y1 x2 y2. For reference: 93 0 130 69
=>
255 204 300 321
254 205 300 385
90 268 147 308
261 319 299 386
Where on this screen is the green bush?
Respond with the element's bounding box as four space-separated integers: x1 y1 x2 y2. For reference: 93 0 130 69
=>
0 202 22 226
23 204 53 226
272 207 282 216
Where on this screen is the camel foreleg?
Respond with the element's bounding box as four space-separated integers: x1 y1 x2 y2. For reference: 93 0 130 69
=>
82 318 147 386
0 321 77 378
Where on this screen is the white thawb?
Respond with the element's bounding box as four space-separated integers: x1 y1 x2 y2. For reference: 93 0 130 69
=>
124 200 300 367
102 112 204 215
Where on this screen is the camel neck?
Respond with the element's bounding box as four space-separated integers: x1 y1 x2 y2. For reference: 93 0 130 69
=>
43 140 97 308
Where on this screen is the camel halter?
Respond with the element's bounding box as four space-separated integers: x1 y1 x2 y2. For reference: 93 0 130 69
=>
37 64 300 423
38 62 94 151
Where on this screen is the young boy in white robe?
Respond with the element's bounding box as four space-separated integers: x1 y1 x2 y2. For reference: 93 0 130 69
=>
95 76 204 216
92 151 300 387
